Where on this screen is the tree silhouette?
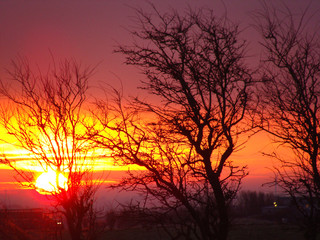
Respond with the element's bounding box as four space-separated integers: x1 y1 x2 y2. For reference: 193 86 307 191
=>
256 4 320 240
92 6 253 240
0 58 100 240
236 190 275 217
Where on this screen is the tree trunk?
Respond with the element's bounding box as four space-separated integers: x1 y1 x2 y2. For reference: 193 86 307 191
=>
65 212 83 240
204 153 229 240
211 175 229 240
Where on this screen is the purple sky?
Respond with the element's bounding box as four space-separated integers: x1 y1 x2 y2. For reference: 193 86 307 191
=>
1 0 319 92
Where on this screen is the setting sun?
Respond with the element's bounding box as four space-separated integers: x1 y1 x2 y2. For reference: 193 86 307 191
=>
35 170 68 194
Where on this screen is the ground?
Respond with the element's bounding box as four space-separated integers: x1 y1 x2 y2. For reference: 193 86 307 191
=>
98 222 307 240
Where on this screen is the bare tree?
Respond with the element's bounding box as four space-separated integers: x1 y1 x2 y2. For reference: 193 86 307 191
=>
0 58 100 240
92 6 253 240
256 4 320 240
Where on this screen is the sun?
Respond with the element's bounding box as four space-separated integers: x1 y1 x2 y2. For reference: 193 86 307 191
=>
35 170 68 194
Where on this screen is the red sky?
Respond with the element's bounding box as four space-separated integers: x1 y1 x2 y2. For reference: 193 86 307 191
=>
0 0 319 207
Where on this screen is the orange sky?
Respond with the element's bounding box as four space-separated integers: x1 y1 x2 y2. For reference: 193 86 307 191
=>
0 0 319 207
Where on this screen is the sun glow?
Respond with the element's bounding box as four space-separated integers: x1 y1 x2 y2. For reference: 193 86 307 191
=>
35 170 68 194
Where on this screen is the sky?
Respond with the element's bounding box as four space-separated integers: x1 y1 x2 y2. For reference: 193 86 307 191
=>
0 0 320 208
